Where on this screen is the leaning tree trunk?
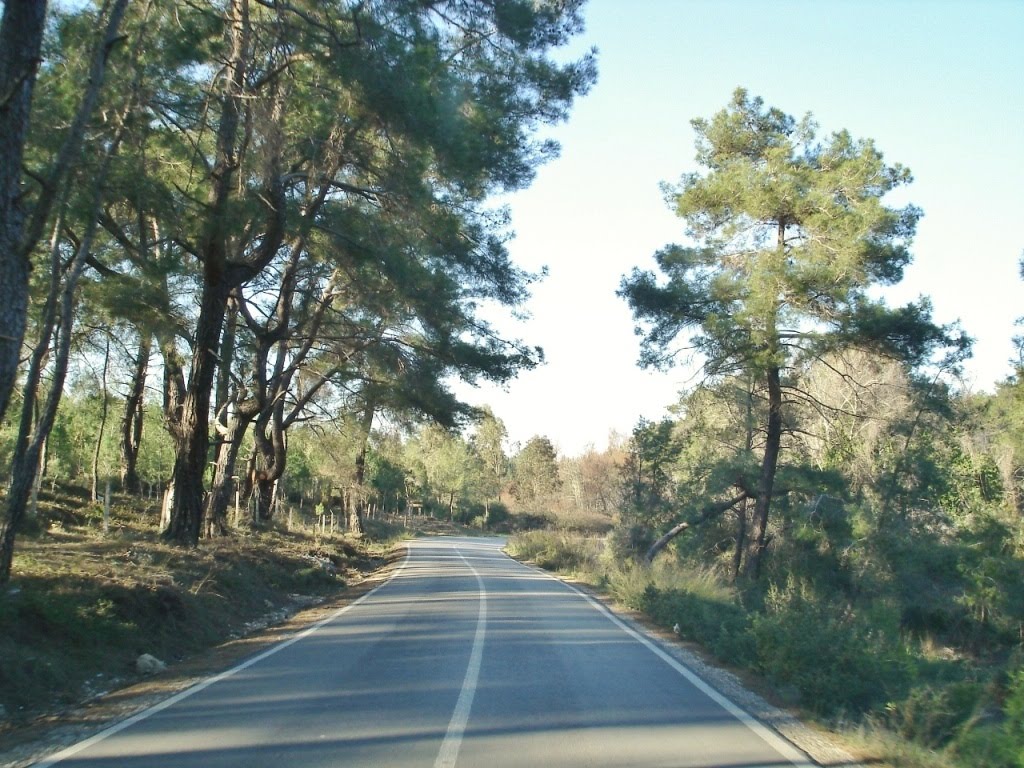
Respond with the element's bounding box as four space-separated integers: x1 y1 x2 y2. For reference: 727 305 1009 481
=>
644 492 749 565
0 0 47 425
203 297 248 536
0 188 109 582
1 0 130 425
0 4 133 581
746 365 784 579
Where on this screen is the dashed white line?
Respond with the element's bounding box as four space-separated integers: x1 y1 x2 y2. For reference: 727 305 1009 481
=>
434 547 488 768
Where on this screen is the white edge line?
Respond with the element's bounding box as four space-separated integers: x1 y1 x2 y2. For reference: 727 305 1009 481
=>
433 548 487 768
515 558 816 768
33 546 412 768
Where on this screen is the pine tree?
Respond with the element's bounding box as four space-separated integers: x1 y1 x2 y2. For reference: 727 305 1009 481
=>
620 88 967 576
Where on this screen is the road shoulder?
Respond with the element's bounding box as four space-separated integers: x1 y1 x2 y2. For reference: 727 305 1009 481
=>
0 550 406 768
514 559 865 768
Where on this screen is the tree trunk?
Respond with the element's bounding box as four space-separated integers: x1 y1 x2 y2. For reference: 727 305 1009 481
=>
346 489 365 535
0 20 133 581
746 365 784 579
164 0 254 545
733 377 756 580
732 497 750 582
347 398 376 535
1 0 130 424
644 492 749 565
160 479 174 532
253 473 275 525
91 335 111 502
119 333 150 493
214 295 238 434
204 394 259 536
0 198 106 582
248 368 290 526
164 280 231 545
203 295 244 537
0 1 47 424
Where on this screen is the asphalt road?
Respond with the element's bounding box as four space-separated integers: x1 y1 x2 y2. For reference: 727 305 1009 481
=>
36 537 815 768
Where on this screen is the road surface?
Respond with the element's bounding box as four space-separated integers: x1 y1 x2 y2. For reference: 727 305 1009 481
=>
36 536 815 767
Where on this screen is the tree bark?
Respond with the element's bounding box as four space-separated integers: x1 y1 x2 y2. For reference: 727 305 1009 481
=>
0 168 113 582
0 0 47 424
205 392 260 536
644 492 749 564
733 377 756 579
119 333 150 493
91 335 111 502
164 279 232 544
0 1 133 580
732 497 750 581
163 0 288 543
746 365 784 578
347 399 376 535
1 0 131 424
213 295 238 435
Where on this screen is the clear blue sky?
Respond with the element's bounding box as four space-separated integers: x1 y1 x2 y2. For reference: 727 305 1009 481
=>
456 0 1024 457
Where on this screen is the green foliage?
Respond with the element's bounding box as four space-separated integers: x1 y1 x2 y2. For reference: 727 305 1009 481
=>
749 580 912 716
618 88 967 580
511 498 1024 764
365 450 407 511
620 418 681 527
405 424 487 515
886 682 985 749
511 435 561 504
1006 665 1024 758
638 583 755 666
620 87 963 379
484 501 511 529
470 407 511 502
506 530 602 574
951 663 1024 768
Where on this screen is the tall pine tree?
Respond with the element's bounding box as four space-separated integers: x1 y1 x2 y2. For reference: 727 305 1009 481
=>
620 88 967 576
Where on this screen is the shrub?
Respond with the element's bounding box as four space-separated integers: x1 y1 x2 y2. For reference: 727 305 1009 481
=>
505 531 601 574
885 682 984 748
485 502 511 529
952 665 1024 768
749 579 911 717
508 510 554 531
637 583 755 666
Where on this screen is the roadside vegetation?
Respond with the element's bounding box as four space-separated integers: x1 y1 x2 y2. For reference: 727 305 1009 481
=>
506 351 1024 768
1 4 1021 767
510 520 1024 768
509 90 1024 768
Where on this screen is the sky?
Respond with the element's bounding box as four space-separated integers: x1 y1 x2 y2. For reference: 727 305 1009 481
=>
454 0 1024 458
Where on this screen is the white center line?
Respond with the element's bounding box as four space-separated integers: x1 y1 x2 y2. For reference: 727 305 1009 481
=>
434 548 487 768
